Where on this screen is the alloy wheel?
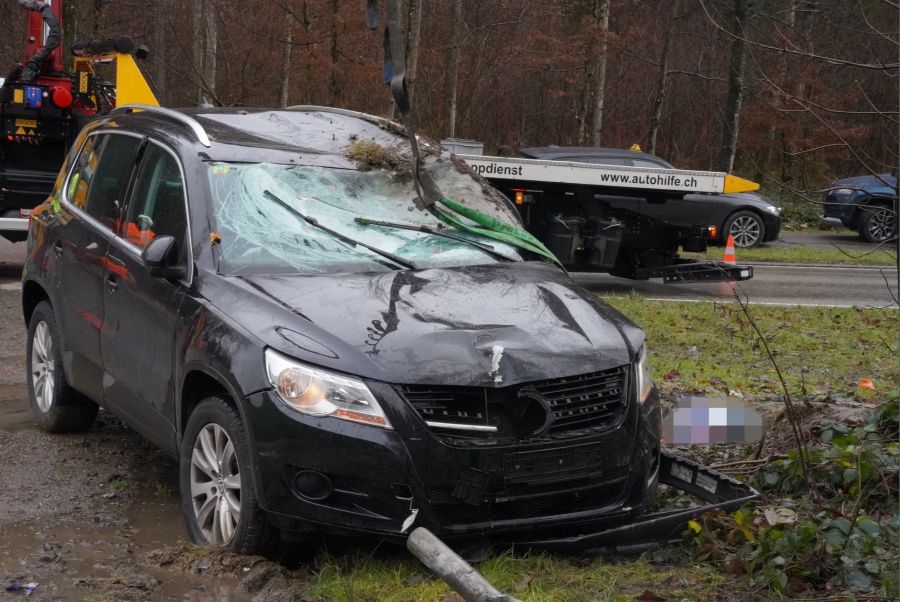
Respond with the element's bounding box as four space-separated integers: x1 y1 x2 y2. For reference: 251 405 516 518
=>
730 215 761 247
865 207 896 243
190 423 242 545
31 321 55 413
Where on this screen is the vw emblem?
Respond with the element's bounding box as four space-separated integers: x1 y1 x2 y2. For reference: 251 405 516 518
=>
516 387 553 437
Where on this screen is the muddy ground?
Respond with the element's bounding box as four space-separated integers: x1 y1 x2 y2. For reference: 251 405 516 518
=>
0 241 274 601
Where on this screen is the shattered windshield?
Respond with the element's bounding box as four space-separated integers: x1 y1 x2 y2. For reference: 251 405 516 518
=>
207 161 524 275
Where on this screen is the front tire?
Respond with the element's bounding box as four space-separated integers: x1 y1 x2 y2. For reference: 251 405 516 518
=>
724 210 766 248
180 396 271 554
27 301 98 432
857 203 897 243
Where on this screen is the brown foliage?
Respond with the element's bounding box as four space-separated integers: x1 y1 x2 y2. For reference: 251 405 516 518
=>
1 0 896 185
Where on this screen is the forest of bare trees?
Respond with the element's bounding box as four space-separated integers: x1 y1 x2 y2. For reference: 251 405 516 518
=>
1 0 896 190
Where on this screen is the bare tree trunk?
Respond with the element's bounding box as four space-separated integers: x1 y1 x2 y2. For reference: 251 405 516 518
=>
648 0 678 154
577 34 594 145
279 22 293 107
447 0 463 138
590 0 610 145
91 0 103 36
152 0 168 104
192 0 203 102
62 0 78 71
330 0 340 104
407 0 424 101
301 1 313 104
718 0 748 172
204 1 218 102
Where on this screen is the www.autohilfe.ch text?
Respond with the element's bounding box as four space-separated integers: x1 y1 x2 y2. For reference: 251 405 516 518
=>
470 162 699 188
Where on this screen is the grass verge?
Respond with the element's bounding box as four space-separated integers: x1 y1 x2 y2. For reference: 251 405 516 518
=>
604 296 898 403
682 245 896 266
307 550 727 602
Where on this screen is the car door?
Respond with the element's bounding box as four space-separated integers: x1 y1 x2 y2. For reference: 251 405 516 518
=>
630 158 711 228
50 132 142 401
100 140 191 453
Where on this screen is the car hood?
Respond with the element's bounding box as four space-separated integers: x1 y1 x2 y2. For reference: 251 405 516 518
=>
721 191 775 206
686 190 779 209
830 174 897 195
210 262 643 387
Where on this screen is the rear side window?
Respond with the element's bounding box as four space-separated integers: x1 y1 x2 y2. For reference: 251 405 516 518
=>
66 133 142 230
124 143 188 264
566 156 629 166
631 158 670 169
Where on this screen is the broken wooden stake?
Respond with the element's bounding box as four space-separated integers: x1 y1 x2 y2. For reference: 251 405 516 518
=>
406 527 522 602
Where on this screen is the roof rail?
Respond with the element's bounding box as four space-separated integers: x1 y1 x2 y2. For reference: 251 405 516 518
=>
110 104 211 148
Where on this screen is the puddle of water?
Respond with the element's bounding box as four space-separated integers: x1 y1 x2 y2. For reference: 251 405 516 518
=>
0 485 251 601
0 385 33 431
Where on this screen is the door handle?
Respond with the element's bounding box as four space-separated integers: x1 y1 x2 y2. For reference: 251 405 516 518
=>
52 241 63 257
105 272 118 293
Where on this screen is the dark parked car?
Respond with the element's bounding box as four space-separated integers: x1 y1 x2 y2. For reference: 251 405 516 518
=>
822 173 898 243
22 106 660 553
519 147 782 248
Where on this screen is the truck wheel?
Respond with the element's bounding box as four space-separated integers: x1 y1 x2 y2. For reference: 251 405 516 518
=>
724 210 766 248
27 301 98 433
857 203 897 243
180 396 274 554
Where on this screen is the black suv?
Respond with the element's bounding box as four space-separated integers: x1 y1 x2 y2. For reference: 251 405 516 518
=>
22 106 660 553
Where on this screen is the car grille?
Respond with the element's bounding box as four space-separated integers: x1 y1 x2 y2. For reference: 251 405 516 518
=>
429 465 630 525
398 365 629 440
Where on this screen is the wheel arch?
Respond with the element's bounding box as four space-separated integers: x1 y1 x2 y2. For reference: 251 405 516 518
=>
22 279 51 326
178 364 251 449
851 196 896 227
177 364 266 507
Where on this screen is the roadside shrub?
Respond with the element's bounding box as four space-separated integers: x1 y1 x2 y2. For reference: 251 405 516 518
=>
690 396 899 598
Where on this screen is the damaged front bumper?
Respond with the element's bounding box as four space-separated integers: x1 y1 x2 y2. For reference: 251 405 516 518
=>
244 385 757 552
511 450 759 553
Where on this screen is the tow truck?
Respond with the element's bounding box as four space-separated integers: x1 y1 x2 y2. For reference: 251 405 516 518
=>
0 0 157 241
462 153 758 282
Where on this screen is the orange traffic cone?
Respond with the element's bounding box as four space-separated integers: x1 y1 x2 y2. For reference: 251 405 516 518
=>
723 234 737 265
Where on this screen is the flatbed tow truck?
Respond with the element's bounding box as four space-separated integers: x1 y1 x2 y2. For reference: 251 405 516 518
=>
462 153 758 282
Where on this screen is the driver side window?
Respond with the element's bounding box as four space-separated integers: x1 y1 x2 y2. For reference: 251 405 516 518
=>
124 143 189 266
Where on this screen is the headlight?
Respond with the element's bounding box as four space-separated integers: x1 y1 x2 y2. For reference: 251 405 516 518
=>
265 349 392 429
830 188 855 197
765 205 781 215
635 345 652 404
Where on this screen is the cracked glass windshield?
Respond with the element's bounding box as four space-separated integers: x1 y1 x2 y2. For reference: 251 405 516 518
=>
207 161 524 275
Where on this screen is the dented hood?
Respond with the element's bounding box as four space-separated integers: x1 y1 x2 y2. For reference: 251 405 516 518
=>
221 262 644 387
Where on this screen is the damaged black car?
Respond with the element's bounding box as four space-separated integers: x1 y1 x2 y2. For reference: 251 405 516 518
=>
22 105 663 554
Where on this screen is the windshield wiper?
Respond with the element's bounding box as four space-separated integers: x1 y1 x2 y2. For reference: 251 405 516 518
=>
263 190 416 270
354 217 519 263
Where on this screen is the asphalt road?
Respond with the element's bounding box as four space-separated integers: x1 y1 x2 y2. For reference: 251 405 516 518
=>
769 229 881 253
574 264 898 308
1 235 897 307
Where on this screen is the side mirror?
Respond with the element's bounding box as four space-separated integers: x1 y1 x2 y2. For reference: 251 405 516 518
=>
142 235 186 280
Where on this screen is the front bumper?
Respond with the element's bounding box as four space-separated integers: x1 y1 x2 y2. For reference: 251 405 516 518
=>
514 450 759 552
242 382 664 547
823 195 860 228
762 213 782 242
